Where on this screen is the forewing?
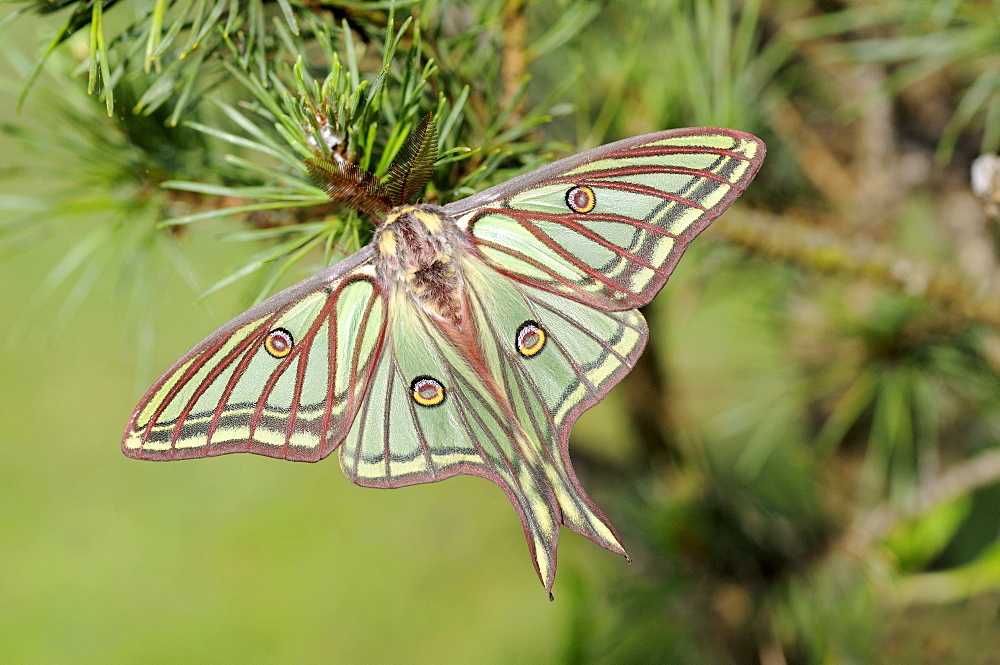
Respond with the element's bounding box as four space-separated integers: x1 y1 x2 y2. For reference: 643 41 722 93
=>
122 247 387 462
444 127 765 310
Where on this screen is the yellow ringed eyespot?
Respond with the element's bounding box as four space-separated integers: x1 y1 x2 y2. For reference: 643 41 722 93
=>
516 321 547 358
411 376 446 407
264 328 294 358
565 185 596 213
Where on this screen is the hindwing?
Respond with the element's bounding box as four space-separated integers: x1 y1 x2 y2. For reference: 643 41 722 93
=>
338 259 647 590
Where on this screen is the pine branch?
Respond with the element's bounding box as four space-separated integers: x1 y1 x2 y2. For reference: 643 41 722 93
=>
719 210 1000 330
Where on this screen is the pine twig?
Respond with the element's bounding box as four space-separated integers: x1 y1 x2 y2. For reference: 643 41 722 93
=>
718 210 1000 329
838 448 1000 559
500 0 527 123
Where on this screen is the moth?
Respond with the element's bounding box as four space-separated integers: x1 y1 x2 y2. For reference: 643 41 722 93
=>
123 117 765 596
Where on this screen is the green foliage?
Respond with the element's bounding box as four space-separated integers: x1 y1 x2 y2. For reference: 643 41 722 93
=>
2 1 1000 664
796 0 1000 161
886 496 971 571
2 1 580 311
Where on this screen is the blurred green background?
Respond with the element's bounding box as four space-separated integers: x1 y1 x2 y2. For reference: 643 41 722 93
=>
2 1 1000 663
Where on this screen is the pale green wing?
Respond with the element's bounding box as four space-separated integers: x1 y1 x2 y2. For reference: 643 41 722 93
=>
122 248 387 462
340 288 565 586
339 258 647 592
443 127 765 310
465 260 649 553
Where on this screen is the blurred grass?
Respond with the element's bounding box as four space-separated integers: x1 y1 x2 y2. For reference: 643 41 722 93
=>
0 7 587 663
0 222 613 663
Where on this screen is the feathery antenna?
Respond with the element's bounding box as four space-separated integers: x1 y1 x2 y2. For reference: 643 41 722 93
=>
304 158 392 220
384 114 439 207
304 114 438 220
